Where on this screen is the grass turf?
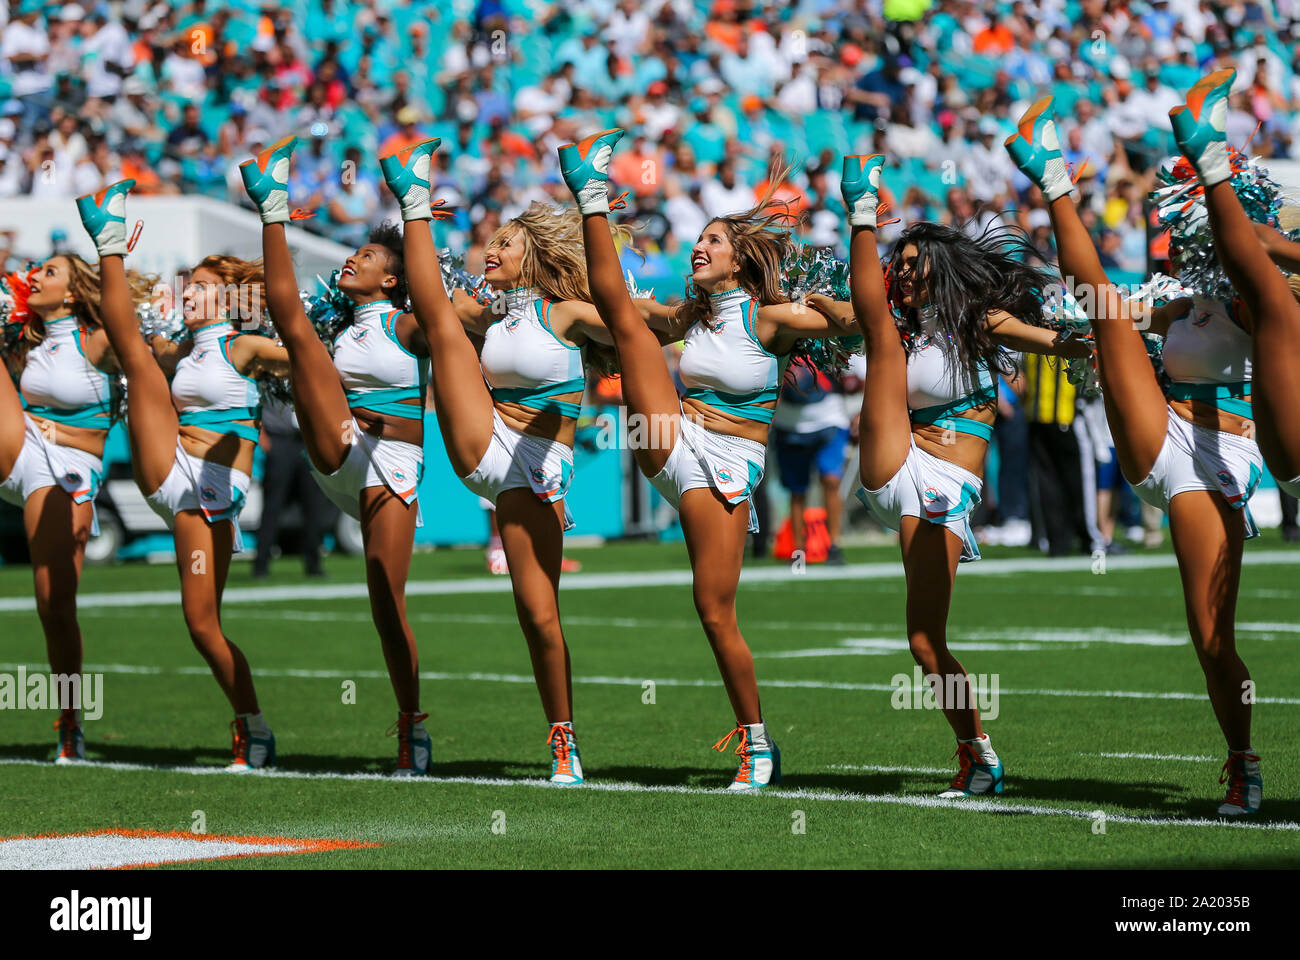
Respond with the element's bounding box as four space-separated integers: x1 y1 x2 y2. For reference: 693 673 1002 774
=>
1 540 1298 869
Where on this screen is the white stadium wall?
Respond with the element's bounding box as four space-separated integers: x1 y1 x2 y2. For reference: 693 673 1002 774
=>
0 196 351 281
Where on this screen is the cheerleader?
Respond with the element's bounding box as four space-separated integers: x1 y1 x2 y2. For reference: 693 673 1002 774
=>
380 138 634 783
1006 79 1264 815
74 180 289 770
841 154 1089 798
559 129 857 789
0 252 143 762
1182 75 1300 526
239 138 433 776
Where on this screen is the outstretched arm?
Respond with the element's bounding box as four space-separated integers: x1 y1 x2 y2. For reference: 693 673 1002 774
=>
987 310 1091 357
453 288 496 335
230 335 291 379
149 335 185 376
761 298 859 353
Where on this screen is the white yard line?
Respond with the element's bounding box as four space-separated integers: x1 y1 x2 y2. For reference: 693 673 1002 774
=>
1 756 1295 833
1090 752 1219 762
1 550 1296 613
3 661 1299 704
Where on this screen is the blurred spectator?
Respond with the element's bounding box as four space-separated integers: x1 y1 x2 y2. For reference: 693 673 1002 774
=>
772 364 851 565
1022 353 1103 557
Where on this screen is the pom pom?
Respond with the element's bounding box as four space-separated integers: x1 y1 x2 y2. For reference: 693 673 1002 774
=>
777 245 862 375
624 268 653 301
1 267 36 356
301 270 355 353
136 299 186 343
1151 148 1300 301
438 249 493 306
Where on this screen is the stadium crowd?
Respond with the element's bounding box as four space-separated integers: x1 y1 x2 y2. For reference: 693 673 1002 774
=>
2 0 1299 556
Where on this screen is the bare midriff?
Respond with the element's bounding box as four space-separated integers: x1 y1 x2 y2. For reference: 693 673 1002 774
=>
681 396 772 446
910 400 997 479
27 417 108 459
351 397 425 447
494 396 580 449
1168 398 1253 439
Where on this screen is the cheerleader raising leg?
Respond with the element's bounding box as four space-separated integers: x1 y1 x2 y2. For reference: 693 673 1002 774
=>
75 181 281 770
1009 89 1260 815
240 137 432 775
382 136 607 783
1177 73 1300 510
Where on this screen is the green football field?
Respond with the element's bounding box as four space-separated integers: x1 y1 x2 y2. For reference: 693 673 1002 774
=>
1 539 1298 869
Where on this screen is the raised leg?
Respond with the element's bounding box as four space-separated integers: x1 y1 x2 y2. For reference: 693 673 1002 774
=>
99 255 179 495
401 216 495 477
850 225 913 490
562 129 681 477
1045 195 1169 484
0 352 24 480
1202 182 1300 482
259 223 354 474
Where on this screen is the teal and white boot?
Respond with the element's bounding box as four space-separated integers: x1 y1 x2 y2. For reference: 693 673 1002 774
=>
391 711 433 777
53 709 85 764
1217 750 1262 816
380 137 442 221
1169 69 1236 187
938 734 1005 798
840 153 886 228
75 179 135 257
1005 97 1074 201
239 135 298 224
227 713 276 772
557 128 625 215
547 721 584 785
715 720 782 791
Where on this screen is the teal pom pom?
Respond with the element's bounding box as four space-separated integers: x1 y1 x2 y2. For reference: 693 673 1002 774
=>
778 245 862 375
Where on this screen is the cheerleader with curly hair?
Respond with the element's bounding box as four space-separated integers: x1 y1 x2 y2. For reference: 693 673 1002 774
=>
74 180 290 770
239 138 434 775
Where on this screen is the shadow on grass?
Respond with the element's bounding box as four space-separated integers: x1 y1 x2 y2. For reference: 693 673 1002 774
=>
8 743 1298 826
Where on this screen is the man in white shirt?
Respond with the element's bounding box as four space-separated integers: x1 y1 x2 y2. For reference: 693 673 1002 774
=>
2 3 53 123
82 8 135 101
699 159 753 219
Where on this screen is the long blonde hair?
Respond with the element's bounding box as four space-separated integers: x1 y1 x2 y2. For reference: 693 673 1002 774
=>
494 202 637 303
676 163 804 331
24 254 156 346
493 202 639 372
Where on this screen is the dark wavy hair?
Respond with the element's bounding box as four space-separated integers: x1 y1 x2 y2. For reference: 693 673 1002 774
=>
369 221 408 309
886 220 1052 378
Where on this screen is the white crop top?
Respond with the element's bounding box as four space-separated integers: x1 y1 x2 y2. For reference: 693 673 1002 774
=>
1161 295 1252 385
678 287 788 424
20 314 113 429
333 299 429 420
481 286 585 419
